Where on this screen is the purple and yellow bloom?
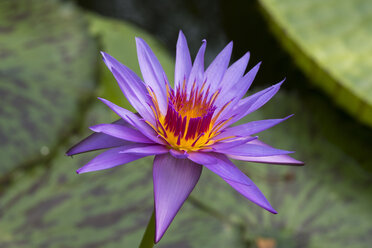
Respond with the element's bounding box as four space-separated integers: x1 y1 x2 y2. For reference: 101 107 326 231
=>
67 31 303 243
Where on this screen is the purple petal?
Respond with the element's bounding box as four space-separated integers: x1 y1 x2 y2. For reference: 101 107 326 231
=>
211 136 258 150
232 62 261 101
98 97 165 144
188 152 277 214
100 52 155 125
67 133 128 156
153 154 202 243
223 80 284 125
215 52 250 106
228 154 304 165
214 115 293 140
227 139 304 165
76 145 148 174
188 152 218 164
169 149 189 159
120 145 168 155
218 143 293 157
90 123 154 143
187 40 206 92
66 119 130 156
136 37 169 114
237 80 283 119
204 41 233 93
215 62 262 122
226 62 261 104
174 31 192 91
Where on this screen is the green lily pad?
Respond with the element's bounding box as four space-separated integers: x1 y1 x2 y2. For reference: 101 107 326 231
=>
1 5 371 247
258 0 372 127
86 13 174 112
192 91 372 248
0 0 97 175
0 103 242 248
2 88 371 247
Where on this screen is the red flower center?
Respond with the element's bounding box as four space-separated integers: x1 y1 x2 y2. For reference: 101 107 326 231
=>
147 81 233 151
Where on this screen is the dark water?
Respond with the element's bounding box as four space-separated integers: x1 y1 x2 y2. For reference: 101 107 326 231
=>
0 1 371 247
77 0 372 173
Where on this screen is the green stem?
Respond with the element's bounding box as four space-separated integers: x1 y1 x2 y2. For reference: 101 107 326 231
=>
139 210 156 248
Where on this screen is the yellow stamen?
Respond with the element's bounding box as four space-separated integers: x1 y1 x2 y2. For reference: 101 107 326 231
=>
146 81 227 152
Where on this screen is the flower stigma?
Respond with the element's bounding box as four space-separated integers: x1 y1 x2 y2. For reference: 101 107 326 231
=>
146 80 234 152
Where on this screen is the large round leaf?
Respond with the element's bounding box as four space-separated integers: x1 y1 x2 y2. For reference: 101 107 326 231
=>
1 88 372 247
86 13 174 111
0 103 243 248
1 5 371 247
0 0 97 175
192 91 372 248
259 0 372 128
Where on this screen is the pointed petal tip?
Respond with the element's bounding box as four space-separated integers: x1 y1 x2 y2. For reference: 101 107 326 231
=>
66 147 78 157
89 125 99 133
278 78 286 85
135 37 147 47
76 167 90 174
221 41 233 56
259 201 277 214
296 160 305 166
97 97 108 105
97 97 110 105
250 61 262 72
135 37 146 49
76 165 91 174
270 208 278 214
198 39 207 51
153 154 202 244
178 30 185 37
65 147 73 156
154 231 163 244
268 79 285 90
177 30 188 47
254 195 278 214
242 51 251 60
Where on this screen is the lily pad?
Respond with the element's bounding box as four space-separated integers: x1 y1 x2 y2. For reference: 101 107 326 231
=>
0 103 242 248
0 0 97 175
258 0 372 127
192 91 372 248
1 5 371 247
86 13 174 111
1 87 371 247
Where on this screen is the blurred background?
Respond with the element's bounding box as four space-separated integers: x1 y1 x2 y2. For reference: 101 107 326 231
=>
0 0 372 247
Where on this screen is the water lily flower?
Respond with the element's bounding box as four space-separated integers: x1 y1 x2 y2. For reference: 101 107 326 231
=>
67 31 303 243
